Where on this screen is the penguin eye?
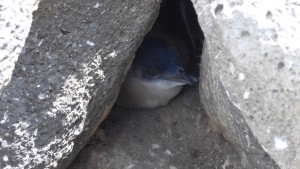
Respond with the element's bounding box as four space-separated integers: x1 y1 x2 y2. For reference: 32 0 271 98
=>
146 69 158 76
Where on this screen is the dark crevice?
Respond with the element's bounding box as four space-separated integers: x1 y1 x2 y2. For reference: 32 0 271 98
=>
153 0 204 76
113 0 204 109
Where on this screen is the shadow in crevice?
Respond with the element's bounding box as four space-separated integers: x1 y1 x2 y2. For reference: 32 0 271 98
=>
114 0 204 109
153 0 204 76
66 1 246 168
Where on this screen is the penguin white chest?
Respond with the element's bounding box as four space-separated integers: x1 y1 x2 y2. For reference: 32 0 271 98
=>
117 77 184 109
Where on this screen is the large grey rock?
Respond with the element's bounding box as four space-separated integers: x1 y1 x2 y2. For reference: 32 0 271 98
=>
193 0 300 168
0 0 160 168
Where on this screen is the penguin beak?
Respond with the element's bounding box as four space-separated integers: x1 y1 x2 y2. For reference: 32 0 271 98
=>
167 72 198 85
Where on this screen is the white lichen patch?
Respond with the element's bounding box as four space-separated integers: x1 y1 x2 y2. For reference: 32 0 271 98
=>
37 39 44 46
88 53 106 80
103 51 117 60
86 40 95 46
101 10 106 15
1 121 49 168
0 111 8 124
38 94 46 100
3 155 8 162
93 2 100 8
108 51 117 58
152 144 160 149
274 136 288 150
164 150 173 156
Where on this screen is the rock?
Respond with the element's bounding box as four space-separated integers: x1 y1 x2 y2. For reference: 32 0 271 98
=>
193 0 300 168
0 0 160 168
0 0 39 93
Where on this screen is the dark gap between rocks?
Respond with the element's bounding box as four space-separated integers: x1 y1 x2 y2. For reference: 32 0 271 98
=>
115 0 204 109
67 0 244 168
153 0 204 76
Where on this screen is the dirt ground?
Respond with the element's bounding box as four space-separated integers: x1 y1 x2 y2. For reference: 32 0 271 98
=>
68 87 242 169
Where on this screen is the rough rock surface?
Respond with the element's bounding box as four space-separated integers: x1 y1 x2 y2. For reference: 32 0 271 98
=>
68 87 247 169
0 0 39 93
193 0 300 168
0 0 160 168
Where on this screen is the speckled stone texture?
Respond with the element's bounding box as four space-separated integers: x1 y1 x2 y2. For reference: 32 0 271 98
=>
0 0 160 168
0 0 39 93
193 0 300 168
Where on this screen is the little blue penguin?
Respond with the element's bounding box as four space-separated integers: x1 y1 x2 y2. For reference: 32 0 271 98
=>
116 37 197 109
